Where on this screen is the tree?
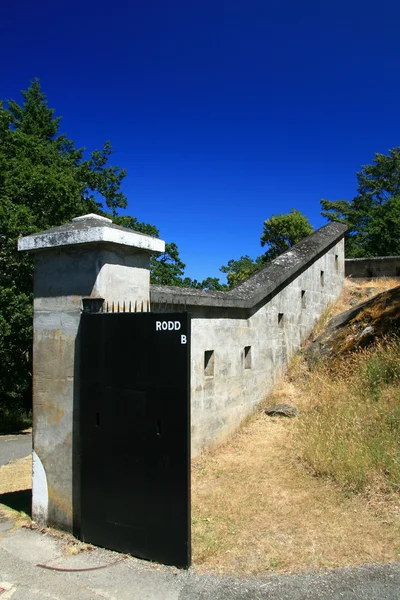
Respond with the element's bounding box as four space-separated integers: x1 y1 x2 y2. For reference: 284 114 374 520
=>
221 210 313 288
261 209 314 261
181 276 228 291
220 255 265 287
113 216 186 286
0 80 185 423
1 80 128 419
321 148 400 257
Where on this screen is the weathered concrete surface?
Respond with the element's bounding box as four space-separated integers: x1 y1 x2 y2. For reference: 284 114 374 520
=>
151 223 347 309
0 525 399 600
18 213 165 254
32 246 152 530
189 239 345 456
19 215 162 532
346 256 400 279
19 215 346 532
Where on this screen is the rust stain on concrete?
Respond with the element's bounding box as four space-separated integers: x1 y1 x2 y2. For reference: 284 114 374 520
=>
47 484 72 523
44 404 65 426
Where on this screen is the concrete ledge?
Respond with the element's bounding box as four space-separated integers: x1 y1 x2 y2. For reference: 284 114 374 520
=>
18 214 165 254
345 256 400 279
151 222 347 310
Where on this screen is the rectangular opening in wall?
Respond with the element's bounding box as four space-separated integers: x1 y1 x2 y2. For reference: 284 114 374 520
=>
320 271 325 287
396 267 400 277
204 350 214 377
301 290 306 309
335 255 339 272
278 313 284 328
244 346 251 369
366 268 373 278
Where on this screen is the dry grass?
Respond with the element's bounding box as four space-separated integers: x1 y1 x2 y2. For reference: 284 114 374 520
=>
0 455 32 526
309 278 399 340
192 393 400 574
192 279 400 575
1 278 399 574
0 456 32 495
296 339 400 494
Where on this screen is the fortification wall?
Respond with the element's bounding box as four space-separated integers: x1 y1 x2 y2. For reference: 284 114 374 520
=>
20 215 346 531
151 224 346 457
345 256 400 279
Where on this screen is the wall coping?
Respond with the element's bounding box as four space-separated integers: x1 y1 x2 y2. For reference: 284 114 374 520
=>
18 213 165 254
151 222 347 310
345 256 400 262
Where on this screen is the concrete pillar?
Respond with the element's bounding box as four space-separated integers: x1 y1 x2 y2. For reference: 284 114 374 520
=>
18 214 164 531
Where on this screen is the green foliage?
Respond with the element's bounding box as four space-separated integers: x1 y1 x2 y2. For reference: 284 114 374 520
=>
150 242 186 286
181 277 228 291
0 80 132 419
220 255 265 288
321 148 400 257
221 209 313 288
362 348 400 399
0 81 192 423
261 209 314 261
0 288 32 411
112 216 187 286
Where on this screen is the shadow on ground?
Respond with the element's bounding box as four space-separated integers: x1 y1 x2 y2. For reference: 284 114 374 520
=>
0 489 32 516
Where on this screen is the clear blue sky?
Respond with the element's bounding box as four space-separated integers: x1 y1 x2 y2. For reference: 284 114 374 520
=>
1 1 400 281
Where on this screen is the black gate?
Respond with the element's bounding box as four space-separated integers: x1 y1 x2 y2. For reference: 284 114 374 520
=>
79 311 191 568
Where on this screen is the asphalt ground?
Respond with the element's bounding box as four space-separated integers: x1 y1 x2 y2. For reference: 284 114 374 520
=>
0 433 32 467
0 523 399 599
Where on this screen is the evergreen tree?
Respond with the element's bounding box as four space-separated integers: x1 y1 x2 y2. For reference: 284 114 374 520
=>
321 148 400 257
260 209 314 261
220 255 265 287
221 210 313 288
0 80 185 423
112 216 187 286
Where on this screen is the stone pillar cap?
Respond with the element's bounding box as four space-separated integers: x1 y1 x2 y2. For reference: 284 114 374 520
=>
18 213 165 254
72 213 112 223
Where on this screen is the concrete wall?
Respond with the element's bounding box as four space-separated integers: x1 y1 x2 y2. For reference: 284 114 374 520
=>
18 214 165 531
151 223 347 457
31 244 150 530
190 241 344 455
345 256 400 279
21 215 346 532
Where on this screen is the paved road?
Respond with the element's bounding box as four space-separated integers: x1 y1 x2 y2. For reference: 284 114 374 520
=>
0 525 399 600
0 433 32 466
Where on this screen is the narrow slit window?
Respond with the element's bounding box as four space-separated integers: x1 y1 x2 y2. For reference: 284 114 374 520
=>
301 290 306 309
335 255 339 272
204 350 214 377
320 271 325 287
278 313 284 327
244 346 251 369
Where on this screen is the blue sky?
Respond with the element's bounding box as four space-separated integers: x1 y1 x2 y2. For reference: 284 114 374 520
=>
1 0 400 281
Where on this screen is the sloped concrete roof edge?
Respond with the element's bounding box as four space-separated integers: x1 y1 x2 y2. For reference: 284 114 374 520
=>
150 222 348 310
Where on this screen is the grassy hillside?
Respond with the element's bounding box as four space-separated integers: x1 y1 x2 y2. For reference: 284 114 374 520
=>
192 278 400 574
294 338 400 494
295 279 400 495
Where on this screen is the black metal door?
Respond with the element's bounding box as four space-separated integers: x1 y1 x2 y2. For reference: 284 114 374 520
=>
79 312 191 568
